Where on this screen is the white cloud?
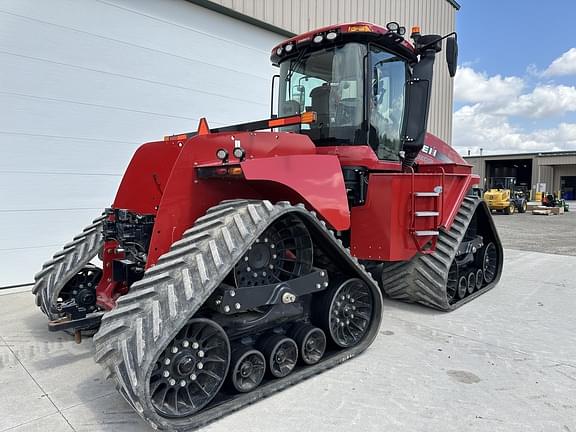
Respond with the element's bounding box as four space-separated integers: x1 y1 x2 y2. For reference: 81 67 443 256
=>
543 48 576 77
494 85 576 118
453 104 576 155
452 54 576 155
455 65 576 119
454 66 524 104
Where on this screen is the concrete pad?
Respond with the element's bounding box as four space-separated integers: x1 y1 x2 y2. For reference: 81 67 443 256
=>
383 249 576 362
0 249 575 432
0 294 116 411
0 346 57 431
60 393 151 432
2 413 74 432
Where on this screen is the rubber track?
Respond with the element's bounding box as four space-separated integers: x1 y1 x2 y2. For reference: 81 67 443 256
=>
92 199 383 431
32 215 105 319
381 196 503 311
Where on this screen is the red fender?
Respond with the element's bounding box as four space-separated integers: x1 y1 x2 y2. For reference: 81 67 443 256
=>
241 155 350 230
101 133 345 304
136 132 349 266
112 140 184 213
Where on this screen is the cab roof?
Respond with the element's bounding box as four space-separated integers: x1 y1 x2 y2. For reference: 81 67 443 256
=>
270 21 417 65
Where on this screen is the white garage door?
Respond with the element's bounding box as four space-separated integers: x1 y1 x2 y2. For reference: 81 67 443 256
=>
0 0 284 286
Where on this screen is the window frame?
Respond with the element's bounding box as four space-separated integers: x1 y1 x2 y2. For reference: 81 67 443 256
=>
367 43 411 161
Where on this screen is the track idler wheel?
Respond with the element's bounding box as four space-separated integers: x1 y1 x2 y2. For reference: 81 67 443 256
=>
481 242 498 283
475 269 484 290
229 346 266 393
457 276 467 299
150 318 230 417
320 278 374 348
261 335 298 378
291 324 326 365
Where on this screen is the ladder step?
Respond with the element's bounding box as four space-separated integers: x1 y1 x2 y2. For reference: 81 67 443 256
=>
415 192 440 197
414 230 439 236
415 211 440 217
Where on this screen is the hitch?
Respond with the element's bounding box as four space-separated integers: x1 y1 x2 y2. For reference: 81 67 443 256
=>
48 299 104 343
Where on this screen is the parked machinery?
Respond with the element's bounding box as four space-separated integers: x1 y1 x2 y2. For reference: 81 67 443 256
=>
483 177 527 214
33 22 503 431
542 193 569 211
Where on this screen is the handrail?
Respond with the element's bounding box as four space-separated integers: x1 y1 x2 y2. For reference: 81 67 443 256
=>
408 166 446 254
439 166 446 228
406 165 416 234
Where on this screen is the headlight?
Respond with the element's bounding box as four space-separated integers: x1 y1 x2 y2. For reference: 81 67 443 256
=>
233 147 246 160
216 148 228 161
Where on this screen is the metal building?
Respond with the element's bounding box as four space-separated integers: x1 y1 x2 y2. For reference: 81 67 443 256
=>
0 0 458 286
464 151 576 200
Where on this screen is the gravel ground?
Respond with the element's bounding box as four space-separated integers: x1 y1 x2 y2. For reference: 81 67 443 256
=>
491 201 576 256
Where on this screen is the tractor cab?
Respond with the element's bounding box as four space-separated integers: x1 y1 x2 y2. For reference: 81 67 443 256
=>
487 177 517 192
271 22 458 166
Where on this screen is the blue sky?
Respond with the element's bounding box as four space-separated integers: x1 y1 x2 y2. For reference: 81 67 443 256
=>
451 0 576 154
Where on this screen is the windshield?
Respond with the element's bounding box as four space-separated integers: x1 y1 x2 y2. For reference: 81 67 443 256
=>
278 43 367 145
278 43 408 161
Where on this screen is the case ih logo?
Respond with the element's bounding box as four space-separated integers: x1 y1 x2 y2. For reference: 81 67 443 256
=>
422 144 438 157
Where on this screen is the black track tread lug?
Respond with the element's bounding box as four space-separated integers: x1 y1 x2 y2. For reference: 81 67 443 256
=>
32 215 105 319
92 199 383 431
381 196 503 311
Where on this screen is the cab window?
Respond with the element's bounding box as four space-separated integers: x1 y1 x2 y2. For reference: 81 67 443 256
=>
369 46 407 161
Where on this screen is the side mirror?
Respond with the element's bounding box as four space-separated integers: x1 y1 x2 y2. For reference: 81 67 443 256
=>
401 78 431 160
446 36 458 78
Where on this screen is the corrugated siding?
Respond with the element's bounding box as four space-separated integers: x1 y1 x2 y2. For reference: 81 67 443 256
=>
538 155 576 166
208 0 457 144
466 158 484 183
537 166 554 192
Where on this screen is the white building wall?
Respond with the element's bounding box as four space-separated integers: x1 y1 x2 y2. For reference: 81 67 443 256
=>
0 0 283 285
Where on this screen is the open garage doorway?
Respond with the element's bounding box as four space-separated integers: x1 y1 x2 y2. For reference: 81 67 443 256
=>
561 176 576 200
485 159 533 195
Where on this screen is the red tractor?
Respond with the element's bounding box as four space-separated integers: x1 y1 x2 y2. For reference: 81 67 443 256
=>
33 22 502 431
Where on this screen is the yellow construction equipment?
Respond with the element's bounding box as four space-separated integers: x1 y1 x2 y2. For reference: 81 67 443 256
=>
483 177 527 215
